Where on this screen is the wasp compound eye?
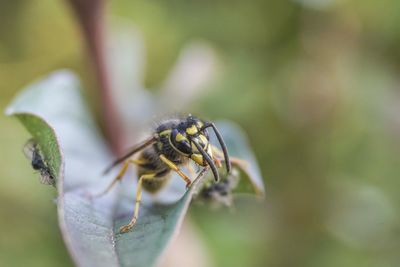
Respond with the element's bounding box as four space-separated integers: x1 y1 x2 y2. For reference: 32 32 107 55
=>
177 139 192 155
171 129 192 155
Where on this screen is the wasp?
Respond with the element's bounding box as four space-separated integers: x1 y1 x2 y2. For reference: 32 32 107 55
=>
97 115 231 233
23 139 55 186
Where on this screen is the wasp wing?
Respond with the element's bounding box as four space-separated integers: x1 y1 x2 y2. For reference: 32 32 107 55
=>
39 170 55 186
103 136 157 174
23 138 36 160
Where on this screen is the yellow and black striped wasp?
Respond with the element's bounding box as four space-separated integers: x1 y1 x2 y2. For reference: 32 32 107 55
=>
97 115 231 233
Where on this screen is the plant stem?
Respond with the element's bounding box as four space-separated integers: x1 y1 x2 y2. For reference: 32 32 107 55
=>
66 0 123 155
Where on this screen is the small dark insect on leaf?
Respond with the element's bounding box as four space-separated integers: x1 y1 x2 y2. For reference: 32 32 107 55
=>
23 139 55 186
196 168 240 207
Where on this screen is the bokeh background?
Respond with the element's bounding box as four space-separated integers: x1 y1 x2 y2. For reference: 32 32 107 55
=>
1 0 400 266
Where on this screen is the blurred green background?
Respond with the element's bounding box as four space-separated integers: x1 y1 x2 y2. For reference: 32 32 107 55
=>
1 0 400 266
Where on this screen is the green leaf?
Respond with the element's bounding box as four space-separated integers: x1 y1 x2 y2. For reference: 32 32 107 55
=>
6 70 265 267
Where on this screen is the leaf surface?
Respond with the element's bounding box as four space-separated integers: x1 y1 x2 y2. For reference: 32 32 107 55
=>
6 70 265 267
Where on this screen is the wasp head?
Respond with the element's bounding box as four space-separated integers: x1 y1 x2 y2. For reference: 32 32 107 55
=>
170 116 210 164
169 115 230 182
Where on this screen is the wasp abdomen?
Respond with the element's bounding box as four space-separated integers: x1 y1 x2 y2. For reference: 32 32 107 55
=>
142 174 171 193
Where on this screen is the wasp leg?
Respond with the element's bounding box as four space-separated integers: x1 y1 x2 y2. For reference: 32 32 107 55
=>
211 145 265 196
159 154 192 188
94 159 145 197
120 173 156 233
210 144 224 158
213 156 223 168
211 145 248 168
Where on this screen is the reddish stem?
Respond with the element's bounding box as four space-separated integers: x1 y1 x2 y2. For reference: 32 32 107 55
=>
66 0 123 155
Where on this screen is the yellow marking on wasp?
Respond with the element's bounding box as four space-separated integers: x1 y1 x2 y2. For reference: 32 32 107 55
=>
157 142 163 151
191 153 204 166
186 125 198 135
176 133 187 142
207 143 213 157
159 130 171 136
199 134 208 145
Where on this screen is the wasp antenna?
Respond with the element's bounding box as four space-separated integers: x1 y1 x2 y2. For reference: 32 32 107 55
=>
103 136 157 175
201 122 231 173
192 139 219 182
